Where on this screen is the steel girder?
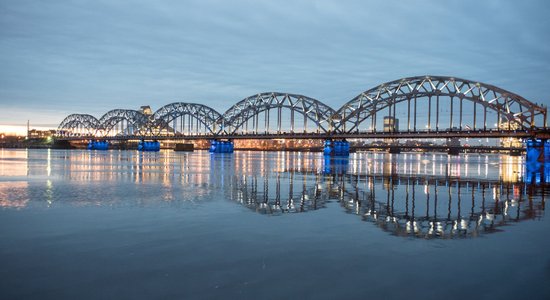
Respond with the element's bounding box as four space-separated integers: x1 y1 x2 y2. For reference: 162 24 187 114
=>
152 103 223 135
222 92 337 134
55 76 547 137
335 75 547 133
98 109 151 136
57 114 100 136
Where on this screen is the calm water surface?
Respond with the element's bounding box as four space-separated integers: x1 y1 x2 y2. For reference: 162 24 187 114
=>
0 149 549 299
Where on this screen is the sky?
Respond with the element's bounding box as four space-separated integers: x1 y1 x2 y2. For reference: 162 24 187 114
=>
1 0 549 135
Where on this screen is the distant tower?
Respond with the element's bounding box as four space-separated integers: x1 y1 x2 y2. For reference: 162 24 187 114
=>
27 120 30 139
383 116 399 132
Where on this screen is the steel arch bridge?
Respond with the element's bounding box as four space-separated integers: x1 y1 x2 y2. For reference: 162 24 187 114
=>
222 92 336 134
152 102 223 136
57 114 100 137
335 75 547 133
55 75 548 140
96 109 152 136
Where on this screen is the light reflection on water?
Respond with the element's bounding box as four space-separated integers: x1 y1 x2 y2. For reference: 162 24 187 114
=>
0 149 546 239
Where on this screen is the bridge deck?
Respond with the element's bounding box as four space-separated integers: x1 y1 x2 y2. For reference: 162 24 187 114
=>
56 129 549 141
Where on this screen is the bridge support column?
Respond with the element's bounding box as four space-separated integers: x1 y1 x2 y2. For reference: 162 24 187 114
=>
209 139 234 153
138 140 160 152
447 148 460 156
446 137 461 155
388 146 401 154
87 140 109 150
526 138 549 163
387 139 401 154
323 139 350 156
525 138 550 184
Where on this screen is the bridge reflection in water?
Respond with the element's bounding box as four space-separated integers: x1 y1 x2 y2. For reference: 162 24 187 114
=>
224 152 546 239
231 172 325 215
338 175 545 239
1 149 546 239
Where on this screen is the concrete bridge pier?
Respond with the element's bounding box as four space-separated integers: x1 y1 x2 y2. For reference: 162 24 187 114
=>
386 139 401 154
209 139 234 153
446 137 461 155
388 146 401 154
525 138 550 184
87 140 109 150
526 138 549 163
138 140 160 151
447 147 460 155
323 139 350 156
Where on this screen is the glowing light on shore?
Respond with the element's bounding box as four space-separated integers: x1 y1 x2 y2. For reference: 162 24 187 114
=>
0 125 27 136
0 125 55 136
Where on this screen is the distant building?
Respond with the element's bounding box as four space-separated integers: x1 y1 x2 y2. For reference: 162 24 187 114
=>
383 116 399 132
28 129 56 139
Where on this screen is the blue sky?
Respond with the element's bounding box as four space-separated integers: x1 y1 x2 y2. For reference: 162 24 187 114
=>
1 0 549 132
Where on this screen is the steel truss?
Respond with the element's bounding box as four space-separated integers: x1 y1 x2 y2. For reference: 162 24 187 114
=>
57 114 100 136
222 92 336 134
55 76 548 138
335 75 547 133
98 109 151 136
152 103 223 135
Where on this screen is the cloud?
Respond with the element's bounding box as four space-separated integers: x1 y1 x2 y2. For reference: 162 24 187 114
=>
0 0 549 127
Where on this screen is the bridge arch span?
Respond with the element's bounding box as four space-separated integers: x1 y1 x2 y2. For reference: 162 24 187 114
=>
223 92 337 134
98 109 151 137
57 114 100 137
152 103 223 135
335 75 547 133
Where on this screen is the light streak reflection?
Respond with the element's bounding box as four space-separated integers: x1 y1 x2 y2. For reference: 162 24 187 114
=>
0 149 546 240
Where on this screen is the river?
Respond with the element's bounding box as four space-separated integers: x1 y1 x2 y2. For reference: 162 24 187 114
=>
0 149 548 299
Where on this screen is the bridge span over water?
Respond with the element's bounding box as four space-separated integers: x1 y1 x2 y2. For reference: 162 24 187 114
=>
56 75 548 142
